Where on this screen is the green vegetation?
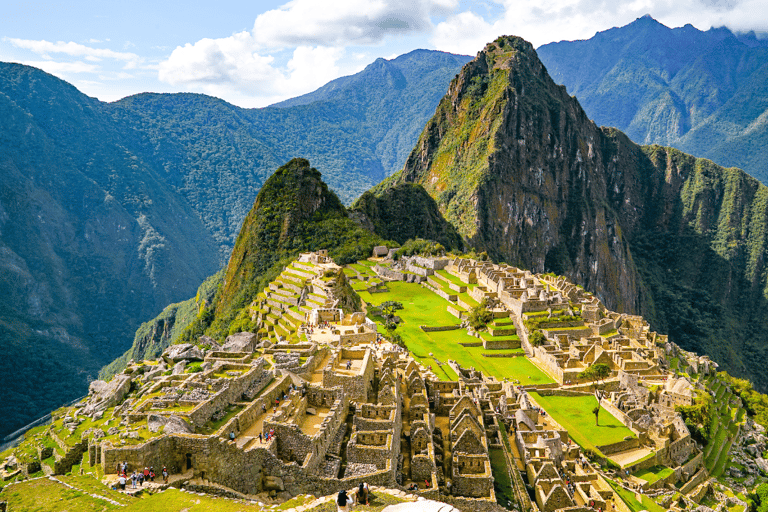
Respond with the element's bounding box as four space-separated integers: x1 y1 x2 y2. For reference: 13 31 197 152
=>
489 447 514 508
530 393 635 454
393 238 447 259
718 371 768 430
635 465 675 484
468 299 494 330
352 184 463 250
361 281 553 384
538 18 768 185
605 478 666 512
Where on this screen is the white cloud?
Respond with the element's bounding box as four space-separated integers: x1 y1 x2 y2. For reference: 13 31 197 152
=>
154 0 465 106
432 0 768 53
252 0 454 48
157 31 348 107
5 38 141 64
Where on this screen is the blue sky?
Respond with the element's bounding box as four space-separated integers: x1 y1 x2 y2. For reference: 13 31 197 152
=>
2 0 766 107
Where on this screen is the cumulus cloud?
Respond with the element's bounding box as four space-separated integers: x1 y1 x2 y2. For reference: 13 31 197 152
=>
158 31 345 107
252 0 455 48
154 0 464 106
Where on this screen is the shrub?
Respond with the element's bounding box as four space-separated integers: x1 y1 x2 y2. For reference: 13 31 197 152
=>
529 331 546 346
468 299 494 330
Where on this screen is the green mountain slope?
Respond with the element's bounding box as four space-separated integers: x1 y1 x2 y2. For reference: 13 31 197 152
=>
105 158 394 371
379 36 768 391
0 50 468 437
0 63 221 437
109 50 471 252
537 15 768 183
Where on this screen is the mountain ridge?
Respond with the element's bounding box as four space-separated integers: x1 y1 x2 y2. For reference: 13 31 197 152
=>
537 16 768 183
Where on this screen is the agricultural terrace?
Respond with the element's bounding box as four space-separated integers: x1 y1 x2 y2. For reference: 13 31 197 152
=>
358 280 554 385
529 392 636 455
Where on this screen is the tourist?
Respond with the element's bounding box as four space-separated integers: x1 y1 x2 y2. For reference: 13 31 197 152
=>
130 471 137 489
358 482 368 505
337 489 349 512
259 432 263 444
143 466 149 481
138 470 144 487
424 479 430 488
230 430 236 441
149 467 155 482
162 466 169 484
118 474 126 491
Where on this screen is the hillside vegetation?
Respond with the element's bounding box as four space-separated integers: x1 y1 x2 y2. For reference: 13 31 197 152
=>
538 15 768 184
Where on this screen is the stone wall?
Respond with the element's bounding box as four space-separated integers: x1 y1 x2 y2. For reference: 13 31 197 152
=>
482 338 520 350
264 392 348 468
420 325 461 332
596 437 639 456
346 431 393 470
339 331 376 346
322 349 374 402
188 364 267 429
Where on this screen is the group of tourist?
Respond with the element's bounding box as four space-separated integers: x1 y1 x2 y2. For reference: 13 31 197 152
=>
336 482 370 511
113 462 169 490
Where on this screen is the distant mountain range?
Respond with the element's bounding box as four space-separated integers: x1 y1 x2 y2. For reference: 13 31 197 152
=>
538 15 768 183
0 50 470 437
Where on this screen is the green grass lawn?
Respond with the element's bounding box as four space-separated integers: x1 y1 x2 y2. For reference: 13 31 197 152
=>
606 478 666 512
530 393 635 453
635 465 675 484
360 281 553 385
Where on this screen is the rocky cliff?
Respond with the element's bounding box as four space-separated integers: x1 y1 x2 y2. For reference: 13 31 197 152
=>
376 36 768 390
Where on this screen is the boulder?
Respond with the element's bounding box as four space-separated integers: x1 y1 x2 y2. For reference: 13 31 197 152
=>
264 476 284 491
173 361 187 375
81 374 132 417
148 414 169 433
199 335 221 351
162 344 204 363
222 332 258 353
163 415 193 435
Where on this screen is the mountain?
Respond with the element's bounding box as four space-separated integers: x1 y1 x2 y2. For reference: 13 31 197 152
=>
111 49 471 253
0 50 469 437
537 15 768 184
372 35 768 392
0 63 222 437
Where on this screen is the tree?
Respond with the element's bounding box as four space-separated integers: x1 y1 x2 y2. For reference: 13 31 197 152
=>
380 301 404 329
579 363 611 400
592 405 601 426
468 299 494 330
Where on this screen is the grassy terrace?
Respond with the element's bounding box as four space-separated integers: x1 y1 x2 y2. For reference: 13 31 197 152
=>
435 269 469 287
529 393 635 455
635 465 675 484
606 478 665 512
359 281 554 385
